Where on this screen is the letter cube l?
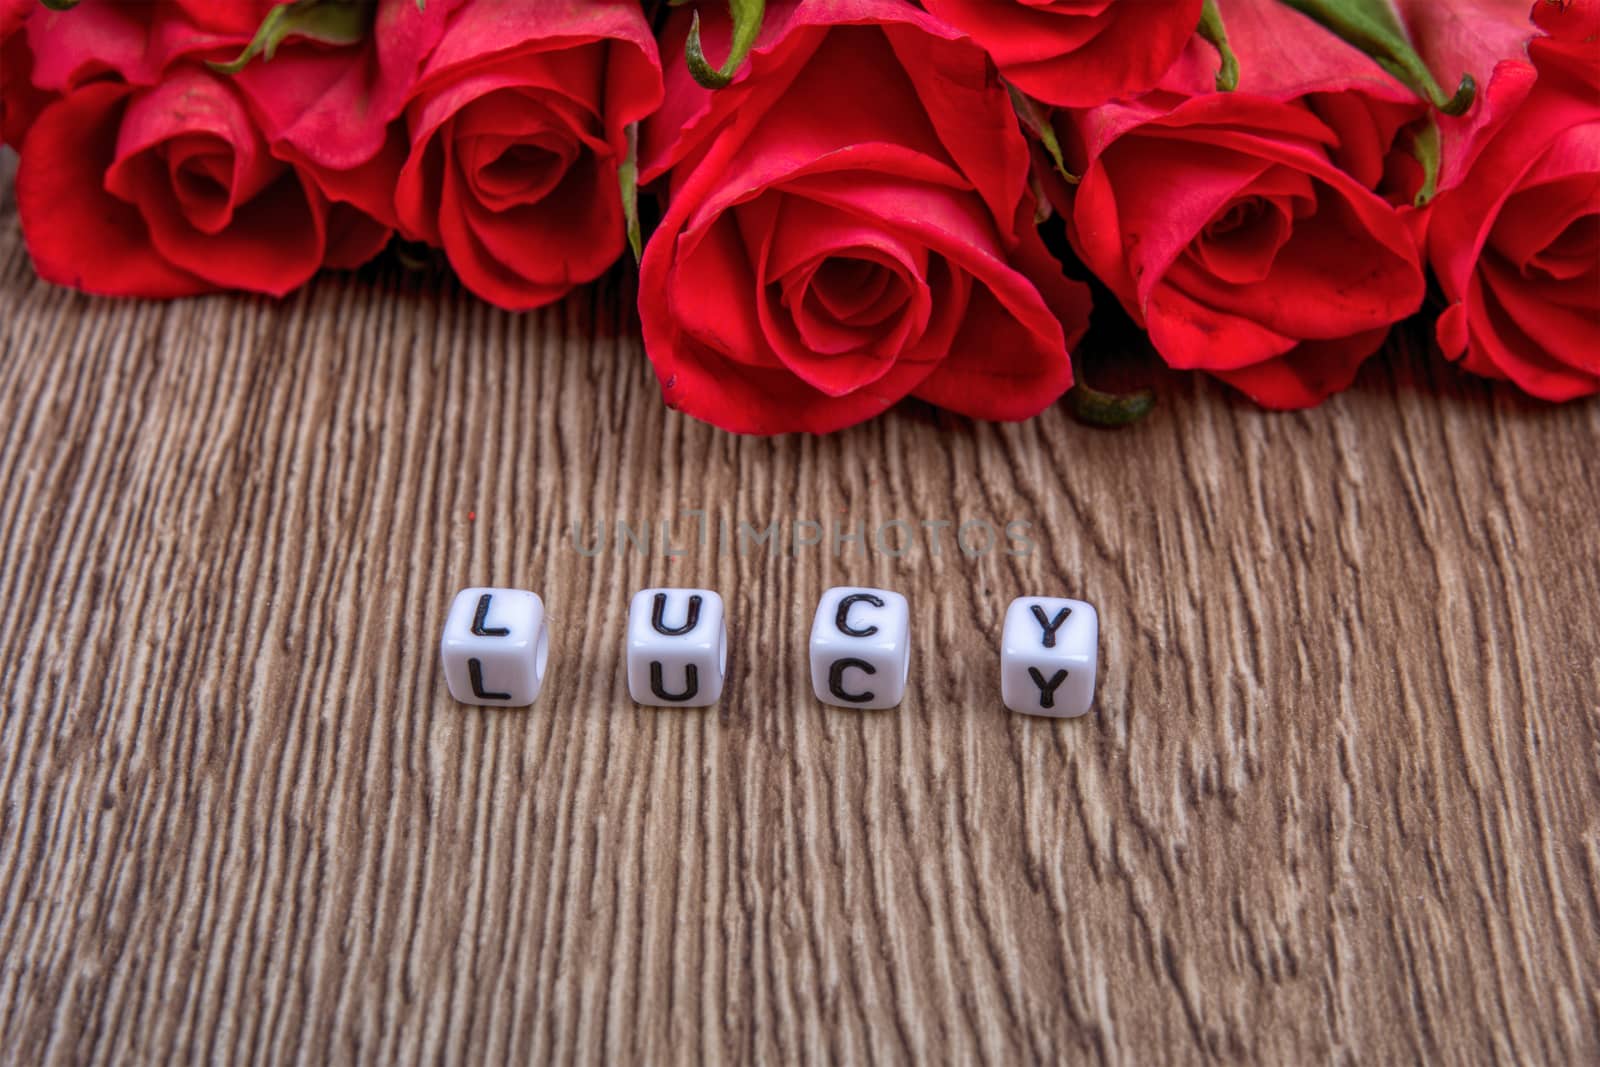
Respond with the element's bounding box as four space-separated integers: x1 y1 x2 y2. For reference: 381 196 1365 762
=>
441 588 549 707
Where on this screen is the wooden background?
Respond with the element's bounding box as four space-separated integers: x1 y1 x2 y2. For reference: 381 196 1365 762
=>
2 149 1598 1065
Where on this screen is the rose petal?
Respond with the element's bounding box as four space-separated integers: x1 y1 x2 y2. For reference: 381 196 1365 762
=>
1462 268 1600 399
1 9 50 148
1212 328 1390 409
1169 187 1422 341
642 0 968 183
1493 175 1600 279
752 195 929 393
1480 255 1600 374
234 0 461 173
923 0 1203 108
102 69 325 295
788 171 1069 363
668 208 785 370
913 266 1081 420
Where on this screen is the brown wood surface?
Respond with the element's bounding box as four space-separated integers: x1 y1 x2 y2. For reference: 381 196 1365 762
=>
1 149 1598 1065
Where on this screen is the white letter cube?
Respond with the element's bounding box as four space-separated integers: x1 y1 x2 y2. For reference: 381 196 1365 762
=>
441 587 548 707
1001 597 1097 717
809 587 910 709
627 588 727 707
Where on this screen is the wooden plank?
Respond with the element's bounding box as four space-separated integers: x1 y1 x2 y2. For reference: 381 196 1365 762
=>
1 148 1597 1064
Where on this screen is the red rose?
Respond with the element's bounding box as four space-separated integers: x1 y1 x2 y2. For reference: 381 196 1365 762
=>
10 1 421 295
17 1 459 239
1418 0 1599 399
638 0 1091 434
1052 0 1427 407
921 0 1204 107
391 0 662 309
17 66 387 296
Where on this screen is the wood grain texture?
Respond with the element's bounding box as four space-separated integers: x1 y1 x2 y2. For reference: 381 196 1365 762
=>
1 148 1598 1065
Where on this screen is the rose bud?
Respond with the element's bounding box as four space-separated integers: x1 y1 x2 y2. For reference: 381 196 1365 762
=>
17 66 386 297
1050 0 1429 408
638 0 1091 434
921 0 1205 107
1418 0 1599 400
389 0 663 309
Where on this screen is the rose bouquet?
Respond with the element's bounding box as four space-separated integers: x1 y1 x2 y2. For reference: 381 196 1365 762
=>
1 0 1594 432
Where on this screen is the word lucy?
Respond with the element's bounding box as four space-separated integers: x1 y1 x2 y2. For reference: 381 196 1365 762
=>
440 587 1099 718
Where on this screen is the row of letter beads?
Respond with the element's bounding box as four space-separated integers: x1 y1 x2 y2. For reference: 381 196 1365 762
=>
441 586 1098 717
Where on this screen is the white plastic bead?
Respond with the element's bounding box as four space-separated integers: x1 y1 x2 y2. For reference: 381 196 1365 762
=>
809 587 910 709
626 588 727 707
440 588 549 707
1000 597 1097 717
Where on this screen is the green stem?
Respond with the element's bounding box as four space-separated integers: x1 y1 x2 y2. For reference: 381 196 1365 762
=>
1067 354 1156 428
683 0 765 90
1409 117 1443 206
207 0 368 76
618 123 643 262
1198 1 1240 91
1006 82 1078 184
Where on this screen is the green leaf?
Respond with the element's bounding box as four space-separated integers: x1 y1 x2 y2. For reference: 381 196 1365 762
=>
1277 0 1476 114
685 0 765 90
618 123 643 263
38 0 80 9
207 0 369 77
1006 81 1078 185
1198 0 1240 92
